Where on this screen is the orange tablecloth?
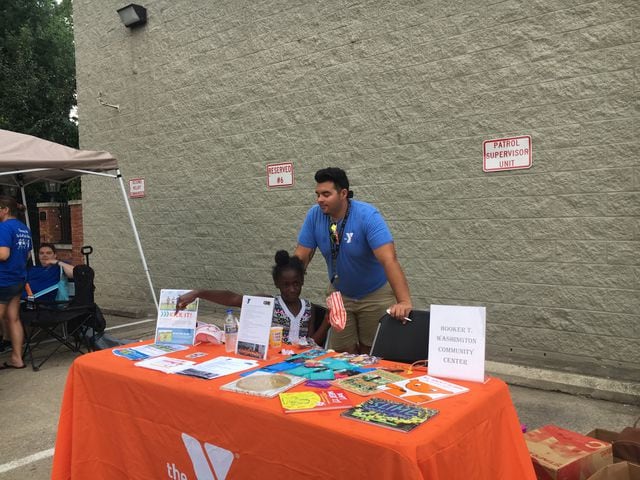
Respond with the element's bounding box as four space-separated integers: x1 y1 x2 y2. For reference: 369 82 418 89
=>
52 344 535 480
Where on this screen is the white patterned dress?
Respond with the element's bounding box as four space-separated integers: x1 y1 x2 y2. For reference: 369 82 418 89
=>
272 295 312 344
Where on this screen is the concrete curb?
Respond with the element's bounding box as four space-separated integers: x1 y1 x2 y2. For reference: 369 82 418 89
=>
486 361 640 406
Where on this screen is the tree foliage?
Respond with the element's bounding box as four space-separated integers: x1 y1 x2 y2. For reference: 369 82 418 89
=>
0 0 78 148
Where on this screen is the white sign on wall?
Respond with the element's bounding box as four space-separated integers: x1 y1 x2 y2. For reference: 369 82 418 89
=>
483 135 532 172
129 178 145 198
266 162 294 188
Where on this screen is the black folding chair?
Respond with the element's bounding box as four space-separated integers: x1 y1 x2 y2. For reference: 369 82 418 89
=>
369 310 430 364
311 303 329 348
21 265 100 371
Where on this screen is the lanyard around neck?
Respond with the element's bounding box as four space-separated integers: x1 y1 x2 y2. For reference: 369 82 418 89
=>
329 200 350 285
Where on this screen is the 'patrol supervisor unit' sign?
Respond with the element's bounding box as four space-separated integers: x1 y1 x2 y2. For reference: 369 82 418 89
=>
483 135 532 172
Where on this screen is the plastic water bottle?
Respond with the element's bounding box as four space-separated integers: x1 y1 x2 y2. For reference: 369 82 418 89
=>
224 309 238 352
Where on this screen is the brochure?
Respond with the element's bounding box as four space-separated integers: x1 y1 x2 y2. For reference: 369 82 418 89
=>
134 356 196 373
173 356 260 380
279 389 353 413
234 295 275 360
379 374 470 404
112 343 189 361
155 289 199 345
341 398 439 433
332 369 405 396
220 371 305 398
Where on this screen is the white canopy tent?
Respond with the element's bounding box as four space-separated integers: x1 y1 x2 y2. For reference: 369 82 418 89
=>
0 129 158 309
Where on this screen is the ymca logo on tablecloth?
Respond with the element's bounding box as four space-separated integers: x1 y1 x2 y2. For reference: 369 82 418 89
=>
167 433 234 480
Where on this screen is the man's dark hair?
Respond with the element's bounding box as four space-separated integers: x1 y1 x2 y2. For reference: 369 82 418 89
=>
314 167 350 192
39 243 58 254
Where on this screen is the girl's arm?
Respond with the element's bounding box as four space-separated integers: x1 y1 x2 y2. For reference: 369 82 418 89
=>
308 306 331 347
176 289 243 311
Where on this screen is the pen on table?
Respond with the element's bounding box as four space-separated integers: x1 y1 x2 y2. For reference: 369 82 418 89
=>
386 309 412 322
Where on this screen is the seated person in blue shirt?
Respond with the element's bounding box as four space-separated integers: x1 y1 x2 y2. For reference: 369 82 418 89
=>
25 243 74 302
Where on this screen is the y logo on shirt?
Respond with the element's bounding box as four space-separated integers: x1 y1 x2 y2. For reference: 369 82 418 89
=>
168 433 235 480
345 232 354 243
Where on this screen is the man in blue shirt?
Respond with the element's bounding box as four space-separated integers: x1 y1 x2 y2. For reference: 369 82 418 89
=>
294 168 412 353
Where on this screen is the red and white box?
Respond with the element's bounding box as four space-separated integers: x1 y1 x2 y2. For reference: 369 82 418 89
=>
525 425 612 480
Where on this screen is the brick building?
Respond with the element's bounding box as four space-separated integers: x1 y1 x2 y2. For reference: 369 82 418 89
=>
72 0 639 379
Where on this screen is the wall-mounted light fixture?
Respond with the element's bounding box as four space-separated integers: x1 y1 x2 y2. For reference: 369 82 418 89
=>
117 4 147 28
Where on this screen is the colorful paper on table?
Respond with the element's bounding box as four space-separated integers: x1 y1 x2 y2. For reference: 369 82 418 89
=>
174 356 260 380
332 369 405 396
379 374 470 404
286 365 335 380
155 289 198 345
286 348 327 361
341 397 439 433
134 356 195 374
113 343 189 361
261 361 301 373
220 371 305 398
279 389 353 413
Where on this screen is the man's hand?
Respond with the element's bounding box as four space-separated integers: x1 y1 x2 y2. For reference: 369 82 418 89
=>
176 290 199 312
388 301 413 324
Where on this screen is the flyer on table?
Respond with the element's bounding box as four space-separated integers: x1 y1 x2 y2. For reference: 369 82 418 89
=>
236 295 274 360
155 289 199 345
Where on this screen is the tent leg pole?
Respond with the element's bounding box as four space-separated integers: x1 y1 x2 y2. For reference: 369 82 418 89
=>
19 184 36 265
116 170 158 310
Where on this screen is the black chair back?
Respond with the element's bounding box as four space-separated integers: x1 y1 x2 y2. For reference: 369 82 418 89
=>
370 310 430 364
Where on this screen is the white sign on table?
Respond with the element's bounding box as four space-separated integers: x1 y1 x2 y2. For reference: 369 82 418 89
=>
428 305 486 382
483 135 532 172
236 295 275 360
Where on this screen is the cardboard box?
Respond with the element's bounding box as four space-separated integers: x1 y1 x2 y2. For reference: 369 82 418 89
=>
587 462 640 480
587 429 625 463
587 428 640 464
525 425 613 480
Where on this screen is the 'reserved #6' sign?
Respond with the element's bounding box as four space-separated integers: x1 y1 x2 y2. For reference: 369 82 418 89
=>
483 135 532 172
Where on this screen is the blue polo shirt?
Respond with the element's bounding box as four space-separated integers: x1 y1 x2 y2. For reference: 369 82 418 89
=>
297 200 393 299
0 219 32 286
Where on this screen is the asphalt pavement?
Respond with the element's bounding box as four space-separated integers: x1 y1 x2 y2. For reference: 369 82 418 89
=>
1 313 638 479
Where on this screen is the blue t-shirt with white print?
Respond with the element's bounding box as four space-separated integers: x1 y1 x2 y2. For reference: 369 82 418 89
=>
297 199 393 299
0 219 32 286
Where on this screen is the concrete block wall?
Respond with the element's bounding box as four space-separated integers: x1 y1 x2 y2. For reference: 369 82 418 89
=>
73 0 639 377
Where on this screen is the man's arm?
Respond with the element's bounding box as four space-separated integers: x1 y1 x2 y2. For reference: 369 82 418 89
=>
0 246 9 261
176 289 243 311
293 244 315 269
372 242 412 321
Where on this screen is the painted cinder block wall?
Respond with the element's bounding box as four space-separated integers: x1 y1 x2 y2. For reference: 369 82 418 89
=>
73 0 639 378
